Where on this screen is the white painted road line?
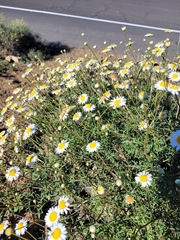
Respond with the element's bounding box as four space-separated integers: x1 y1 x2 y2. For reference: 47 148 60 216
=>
1 5 180 33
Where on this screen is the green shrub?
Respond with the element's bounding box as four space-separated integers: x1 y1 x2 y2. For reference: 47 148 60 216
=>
0 14 49 62
0 29 180 239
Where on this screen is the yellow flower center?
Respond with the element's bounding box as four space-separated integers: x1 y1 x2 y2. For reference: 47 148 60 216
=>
58 142 65 149
17 222 23 230
59 200 66 209
5 227 12 236
0 223 5 231
104 91 110 97
86 104 91 109
9 169 16 177
89 142 96 149
140 121 146 127
29 91 36 98
52 228 61 239
169 84 179 90
125 62 131 67
172 73 178 79
27 156 33 162
114 99 121 106
160 113 165 117
7 119 13 124
114 83 120 88
73 113 79 119
26 127 32 134
68 81 74 85
18 106 23 111
49 212 58 222
176 136 180 144
159 81 168 87
80 96 85 101
139 175 148 182
125 195 134 204
121 69 127 74
63 73 69 79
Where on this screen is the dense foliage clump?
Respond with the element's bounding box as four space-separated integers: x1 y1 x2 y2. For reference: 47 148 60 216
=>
0 28 180 239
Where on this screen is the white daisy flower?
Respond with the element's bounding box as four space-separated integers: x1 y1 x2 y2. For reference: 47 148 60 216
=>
48 223 67 240
78 94 88 104
26 153 38 166
5 166 20 182
119 68 129 77
24 110 34 119
103 91 111 99
138 91 148 101
119 80 130 89
16 105 27 113
155 47 165 57
57 196 70 214
97 186 105 195
86 59 100 70
13 87 22 94
170 130 180 151
140 104 148 111
15 218 27 236
86 141 100 152
66 79 77 88
168 83 180 95
14 131 20 144
144 33 153 37
102 47 111 53
1 106 7 115
59 108 69 121
0 147 3 157
28 89 39 101
5 96 13 102
51 89 62 95
139 120 148 130
5 116 15 127
154 80 168 90
45 207 60 228
0 220 9 236
109 96 126 109
14 145 19 153
7 125 16 133
0 116 3 123
155 41 164 48
135 171 152 187
167 63 177 70
55 140 69 154
83 103 96 112
0 134 7 146
62 72 71 81
159 111 167 119
125 194 135 205
108 43 117 49
169 71 180 82
6 101 12 108
23 124 37 140
10 102 18 110
124 61 133 69
39 83 49 90
73 112 82 121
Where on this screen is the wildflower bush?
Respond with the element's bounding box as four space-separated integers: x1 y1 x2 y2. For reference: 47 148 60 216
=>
0 14 50 63
0 28 180 239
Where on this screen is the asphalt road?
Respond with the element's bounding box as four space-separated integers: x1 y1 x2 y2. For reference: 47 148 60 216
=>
0 0 180 56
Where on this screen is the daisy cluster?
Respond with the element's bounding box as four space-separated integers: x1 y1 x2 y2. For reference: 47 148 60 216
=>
0 29 180 239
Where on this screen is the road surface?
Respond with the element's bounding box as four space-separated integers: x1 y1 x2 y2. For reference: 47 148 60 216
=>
0 0 180 56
